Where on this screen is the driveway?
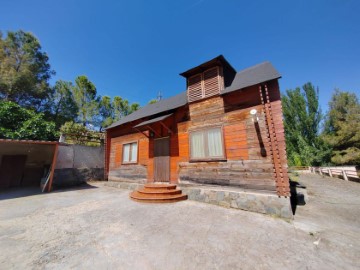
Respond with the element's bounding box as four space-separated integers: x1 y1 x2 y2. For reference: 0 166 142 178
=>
0 176 359 270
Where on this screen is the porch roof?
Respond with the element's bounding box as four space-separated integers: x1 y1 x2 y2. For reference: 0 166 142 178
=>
133 113 173 128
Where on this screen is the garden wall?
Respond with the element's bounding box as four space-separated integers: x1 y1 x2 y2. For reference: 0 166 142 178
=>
53 144 104 187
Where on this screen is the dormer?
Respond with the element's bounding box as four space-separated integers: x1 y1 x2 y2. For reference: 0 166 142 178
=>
180 55 237 103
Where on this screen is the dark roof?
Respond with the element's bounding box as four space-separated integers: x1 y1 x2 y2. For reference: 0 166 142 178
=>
106 59 281 130
222 61 281 94
106 92 187 129
133 113 173 128
179 55 236 78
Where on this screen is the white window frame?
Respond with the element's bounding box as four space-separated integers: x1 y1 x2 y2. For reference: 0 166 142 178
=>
189 126 226 161
122 141 138 164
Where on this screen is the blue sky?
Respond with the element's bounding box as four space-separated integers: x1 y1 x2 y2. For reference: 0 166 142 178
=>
1 0 359 112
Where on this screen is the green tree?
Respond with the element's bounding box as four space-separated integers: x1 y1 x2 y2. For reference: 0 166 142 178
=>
72 75 99 126
148 99 158 104
60 121 104 146
0 30 54 109
282 82 330 166
98 96 114 130
112 96 140 120
323 90 360 165
0 101 58 140
129 102 140 114
49 80 78 128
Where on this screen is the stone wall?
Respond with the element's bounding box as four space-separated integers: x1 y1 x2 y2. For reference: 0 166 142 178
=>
104 180 292 219
181 185 292 219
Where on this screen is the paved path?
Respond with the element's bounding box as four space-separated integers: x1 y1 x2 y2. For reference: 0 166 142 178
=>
0 176 359 269
293 173 360 269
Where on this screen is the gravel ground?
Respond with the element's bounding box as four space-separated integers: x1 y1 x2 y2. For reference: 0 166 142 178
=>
0 175 359 270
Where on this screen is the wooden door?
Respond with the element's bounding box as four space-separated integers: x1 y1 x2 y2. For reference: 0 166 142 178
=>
154 137 170 182
0 155 27 188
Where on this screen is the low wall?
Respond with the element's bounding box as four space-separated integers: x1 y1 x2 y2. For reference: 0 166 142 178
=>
104 180 293 219
180 185 292 219
54 144 104 187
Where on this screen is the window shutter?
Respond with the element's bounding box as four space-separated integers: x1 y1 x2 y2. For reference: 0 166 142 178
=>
203 67 220 98
187 74 203 102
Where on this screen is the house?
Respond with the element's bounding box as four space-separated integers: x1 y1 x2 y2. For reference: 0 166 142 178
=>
105 55 291 216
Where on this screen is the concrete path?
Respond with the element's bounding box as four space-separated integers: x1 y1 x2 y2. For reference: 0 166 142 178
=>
293 173 360 270
0 176 359 269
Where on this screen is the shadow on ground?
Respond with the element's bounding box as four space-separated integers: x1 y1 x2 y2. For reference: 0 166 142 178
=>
290 179 306 215
0 182 97 201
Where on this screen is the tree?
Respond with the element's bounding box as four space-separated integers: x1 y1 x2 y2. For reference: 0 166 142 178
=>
0 101 58 140
98 96 114 131
282 83 330 166
72 75 99 126
0 30 54 109
49 80 78 128
60 121 104 146
113 96 140 121
148 99 158 104
323 90 360 165
129 102 140 114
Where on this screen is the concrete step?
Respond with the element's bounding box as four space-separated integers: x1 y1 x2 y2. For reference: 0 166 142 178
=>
130 183 187 203
138 188 182 195
144 183 177 190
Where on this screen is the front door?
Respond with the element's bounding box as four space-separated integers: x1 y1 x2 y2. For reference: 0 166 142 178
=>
154 137 170 182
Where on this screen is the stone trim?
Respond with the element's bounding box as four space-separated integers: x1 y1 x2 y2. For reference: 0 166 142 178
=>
181 186 292 219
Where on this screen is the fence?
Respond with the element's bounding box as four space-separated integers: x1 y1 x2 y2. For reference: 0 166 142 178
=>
309 166 359 182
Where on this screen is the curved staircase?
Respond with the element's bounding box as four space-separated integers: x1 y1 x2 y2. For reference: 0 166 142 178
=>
130 183 188 203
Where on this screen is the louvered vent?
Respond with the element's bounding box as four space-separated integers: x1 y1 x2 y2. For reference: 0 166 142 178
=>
187 74 203 102
203 67 221 98
187 67 222 103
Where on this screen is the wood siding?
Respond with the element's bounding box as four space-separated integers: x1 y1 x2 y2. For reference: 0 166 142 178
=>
106 79 290 196
187 66 223 103
108 132 149 181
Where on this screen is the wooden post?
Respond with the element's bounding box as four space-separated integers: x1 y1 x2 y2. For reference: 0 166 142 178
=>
48 143 59 192
319 168 323 176
343 170 349 181
328 168 333 177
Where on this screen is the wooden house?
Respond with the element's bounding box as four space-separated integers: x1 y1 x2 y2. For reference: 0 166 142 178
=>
105 55 290 200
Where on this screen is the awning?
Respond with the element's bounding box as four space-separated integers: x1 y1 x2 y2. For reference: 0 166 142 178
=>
133 113 173 128
133 113 173 137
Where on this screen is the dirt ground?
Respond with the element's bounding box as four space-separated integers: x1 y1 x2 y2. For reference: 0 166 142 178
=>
0 174 359 270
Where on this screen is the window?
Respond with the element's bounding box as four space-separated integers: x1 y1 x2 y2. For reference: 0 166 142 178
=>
190 127 225 160
187 66 222 103
122 142 138 163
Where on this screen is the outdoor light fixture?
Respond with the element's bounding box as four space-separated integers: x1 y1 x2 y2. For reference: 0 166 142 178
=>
250 109 259 122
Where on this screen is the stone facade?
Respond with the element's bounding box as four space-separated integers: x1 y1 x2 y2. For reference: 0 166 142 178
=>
104 180 293 219
181 186 292 219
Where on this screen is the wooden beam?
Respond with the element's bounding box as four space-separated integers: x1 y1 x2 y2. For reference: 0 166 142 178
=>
160 121 172 134
147 125 161 137
133 127 149 138
47 143 59 192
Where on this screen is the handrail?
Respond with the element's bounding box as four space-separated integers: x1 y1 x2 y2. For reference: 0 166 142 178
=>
310 166 359 181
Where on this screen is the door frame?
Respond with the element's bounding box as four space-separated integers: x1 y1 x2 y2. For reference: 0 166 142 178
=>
153 136 170 182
